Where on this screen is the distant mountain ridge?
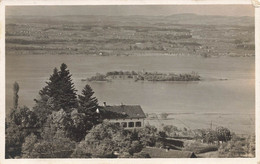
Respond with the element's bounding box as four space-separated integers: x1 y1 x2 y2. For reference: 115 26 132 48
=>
7 14 254 26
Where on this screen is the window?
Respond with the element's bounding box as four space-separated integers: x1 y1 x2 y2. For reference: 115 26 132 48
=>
121 122 127 127
135 121 142 127
128 122 134 127
115 122 120 126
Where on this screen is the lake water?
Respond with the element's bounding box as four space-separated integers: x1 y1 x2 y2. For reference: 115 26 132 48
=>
5 55 255 134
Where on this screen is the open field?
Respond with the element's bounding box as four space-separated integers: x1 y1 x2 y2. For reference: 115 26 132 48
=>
145 112 255 135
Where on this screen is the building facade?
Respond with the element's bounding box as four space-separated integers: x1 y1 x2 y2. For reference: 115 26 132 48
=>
99 102 146 129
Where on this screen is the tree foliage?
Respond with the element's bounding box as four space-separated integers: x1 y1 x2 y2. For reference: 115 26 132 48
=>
134 125 158 147
21 132 76 158
163 125 179 137
218 134 255 158
37 63 78 112
6 105 39 158
10 106 38 128
78 84 98 113
246 135 255 157
5 123 24 158
218 138 245 157
21 110 77 158
203 129 217 144
77 84 100 129
32 95 53 128
21 133 38 158
71 121 143 158
13 81 19 109
216 126 232 142
67 109 92 142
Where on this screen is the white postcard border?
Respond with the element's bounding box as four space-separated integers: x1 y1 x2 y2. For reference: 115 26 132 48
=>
0 1 259 164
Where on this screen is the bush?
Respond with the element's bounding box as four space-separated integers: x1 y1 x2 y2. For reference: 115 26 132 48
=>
218 134 254 158
129 141 143 155
29 136 76 158
216 126 231 142
204 129 218 144
136 125 158 147
159 131 167 138
194 128 217 144
162 125 178 137
218 140 245 157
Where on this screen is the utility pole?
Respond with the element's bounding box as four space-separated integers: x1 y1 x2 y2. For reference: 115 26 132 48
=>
210 120 212 130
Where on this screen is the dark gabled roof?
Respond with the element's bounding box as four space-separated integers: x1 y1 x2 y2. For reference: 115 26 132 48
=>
141 147 197 158
99 105 146 119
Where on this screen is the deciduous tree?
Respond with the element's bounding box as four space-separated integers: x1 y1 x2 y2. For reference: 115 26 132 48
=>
71 121 143 158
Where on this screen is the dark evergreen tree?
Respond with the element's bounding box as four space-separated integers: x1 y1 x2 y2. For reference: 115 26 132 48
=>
37 63 78 112
36 68 59 110
78 84 100 127
58 63 78 110
44 67 60 97
78 84 98 113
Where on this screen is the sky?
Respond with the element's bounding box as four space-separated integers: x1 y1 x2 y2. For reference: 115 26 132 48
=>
6 5 255 17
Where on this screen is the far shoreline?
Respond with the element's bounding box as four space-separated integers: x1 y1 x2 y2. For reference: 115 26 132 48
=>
6 53 255 58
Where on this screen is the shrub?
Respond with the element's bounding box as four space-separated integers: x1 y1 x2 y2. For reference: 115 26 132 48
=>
162 125 178 137
218 134 254 158
137 125 158 147
218 140 245 157
216 126 231 142
204 129 218 144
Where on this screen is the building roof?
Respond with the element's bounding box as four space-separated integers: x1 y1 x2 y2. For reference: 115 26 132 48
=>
99 105 146 119
141 147 197 158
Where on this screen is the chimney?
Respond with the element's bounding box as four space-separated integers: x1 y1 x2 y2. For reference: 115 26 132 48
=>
103 102 106 107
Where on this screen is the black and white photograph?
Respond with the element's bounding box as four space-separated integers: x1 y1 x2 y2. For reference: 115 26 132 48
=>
1 1 258 161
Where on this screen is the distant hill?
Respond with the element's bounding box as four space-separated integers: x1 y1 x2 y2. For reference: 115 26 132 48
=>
6 14 254 26
6 14 254 56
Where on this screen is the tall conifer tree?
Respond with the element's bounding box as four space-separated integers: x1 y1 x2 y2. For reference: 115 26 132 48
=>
78 84 98 114
13 81 19 109
58 63 78 110
37 63 78 111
